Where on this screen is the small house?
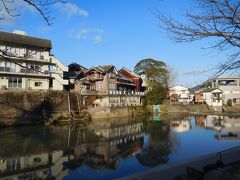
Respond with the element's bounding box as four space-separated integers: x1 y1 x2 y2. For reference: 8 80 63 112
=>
195 88 223 106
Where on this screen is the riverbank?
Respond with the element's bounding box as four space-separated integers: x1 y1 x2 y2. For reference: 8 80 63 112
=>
160 104 217 114
1 90 240 127
88 106 148 119
0 90 87 126
159 103 240 117
0 91 147 126
119 146 240 180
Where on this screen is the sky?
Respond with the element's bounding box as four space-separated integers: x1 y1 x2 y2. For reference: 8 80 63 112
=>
0 0 232 87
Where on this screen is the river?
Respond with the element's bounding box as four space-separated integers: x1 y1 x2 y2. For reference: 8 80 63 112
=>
0 114 239 179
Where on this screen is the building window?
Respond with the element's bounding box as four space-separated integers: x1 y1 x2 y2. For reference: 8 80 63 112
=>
40 51 44 60
27 64 41 74
35 82 43 87
8 77 22 88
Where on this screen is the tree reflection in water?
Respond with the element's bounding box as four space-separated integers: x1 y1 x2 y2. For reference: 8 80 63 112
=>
136 120 171 167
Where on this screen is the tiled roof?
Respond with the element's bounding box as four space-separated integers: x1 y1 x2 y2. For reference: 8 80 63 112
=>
86 65 115 74
100 65 114 72
68 62 88 72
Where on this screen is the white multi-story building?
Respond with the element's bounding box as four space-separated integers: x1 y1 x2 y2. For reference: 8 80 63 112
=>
211 77 240 105
169 85 190 104
0 30 68 90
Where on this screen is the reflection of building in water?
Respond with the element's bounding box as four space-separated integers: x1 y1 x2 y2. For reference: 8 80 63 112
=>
170 118 191 133
0 121 144 179
0 150 70 180
214 116 240 140
195 115 223 128
196 115 240 140
70 122 144 169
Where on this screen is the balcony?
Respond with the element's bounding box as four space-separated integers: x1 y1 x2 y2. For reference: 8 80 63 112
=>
0 53 54 65
0 67 50 77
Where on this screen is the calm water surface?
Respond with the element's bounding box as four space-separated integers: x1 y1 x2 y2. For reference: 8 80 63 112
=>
0 114 240 179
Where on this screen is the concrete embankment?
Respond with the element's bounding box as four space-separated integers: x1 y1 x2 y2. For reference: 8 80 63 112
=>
119 147 240 180
160 103 240 116
88 106 148 119
0 91 147 126
160 104 219 114
0 90 87 126
1 90 240 126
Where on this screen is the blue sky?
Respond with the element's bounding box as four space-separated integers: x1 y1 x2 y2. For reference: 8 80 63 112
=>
0 0 230 87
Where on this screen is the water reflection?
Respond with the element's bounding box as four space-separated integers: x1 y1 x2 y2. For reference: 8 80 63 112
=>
170 117 191 133
196 115 240 140
0 115 239 179
0 120 146 179
137 120 171 167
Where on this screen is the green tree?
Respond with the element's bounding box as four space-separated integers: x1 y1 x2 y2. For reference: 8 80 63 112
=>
134 58 169 104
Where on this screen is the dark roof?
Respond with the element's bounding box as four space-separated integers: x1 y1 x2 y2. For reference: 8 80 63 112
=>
86 65 115 74
68 62 88 72
189 85 205 93
0 31 52 49
100 65 114 72
199 88 222 93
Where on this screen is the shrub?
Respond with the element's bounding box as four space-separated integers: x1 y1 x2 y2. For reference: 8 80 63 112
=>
227 99 232 107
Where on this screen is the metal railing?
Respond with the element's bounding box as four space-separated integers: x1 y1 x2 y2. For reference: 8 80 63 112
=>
80 90 145 96
0 51 49 62
0 67 49 75
217 145 240 162
109 90 145 96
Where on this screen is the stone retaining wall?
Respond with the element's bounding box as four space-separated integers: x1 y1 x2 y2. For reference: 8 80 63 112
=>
0 90 83 126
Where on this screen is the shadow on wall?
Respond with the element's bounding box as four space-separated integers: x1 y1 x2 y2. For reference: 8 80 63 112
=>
0 91 74 126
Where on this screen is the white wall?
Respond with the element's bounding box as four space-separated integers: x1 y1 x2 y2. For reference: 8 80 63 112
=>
203 92 222 106
50 55 68 90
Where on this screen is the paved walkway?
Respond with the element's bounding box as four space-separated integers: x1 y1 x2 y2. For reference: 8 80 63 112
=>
118 147 240 180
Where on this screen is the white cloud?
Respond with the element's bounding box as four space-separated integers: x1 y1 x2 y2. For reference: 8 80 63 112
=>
74 29 88 39
70 28 104 44
94 35 103 44
56 2 89 17
182 68 210 76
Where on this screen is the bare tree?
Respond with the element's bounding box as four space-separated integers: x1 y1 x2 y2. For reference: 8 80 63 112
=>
167 65 178 88
0 0 67 74
156 0 240 76
0 0 67 25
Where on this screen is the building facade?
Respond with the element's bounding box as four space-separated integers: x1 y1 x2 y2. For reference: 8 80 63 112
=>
118 67 143 92
0 30 68 91
211 77 240 105
63 62 88 91
169 85 190 104
69 65 145 107
194 88 223 107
